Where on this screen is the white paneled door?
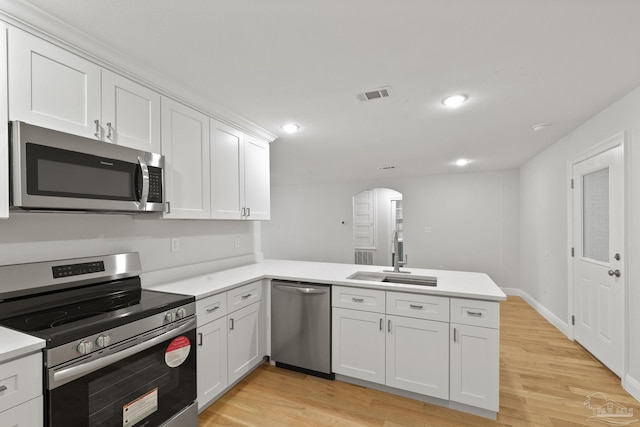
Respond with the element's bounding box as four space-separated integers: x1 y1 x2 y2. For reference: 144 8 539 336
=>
572 141 624 376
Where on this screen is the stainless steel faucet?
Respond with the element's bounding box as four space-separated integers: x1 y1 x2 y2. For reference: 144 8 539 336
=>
387 230 409 273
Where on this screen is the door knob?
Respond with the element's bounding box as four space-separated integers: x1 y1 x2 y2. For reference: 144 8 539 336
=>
608 269 621 277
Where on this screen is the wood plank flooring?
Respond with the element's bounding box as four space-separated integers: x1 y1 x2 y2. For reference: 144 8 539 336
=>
198 296 639 426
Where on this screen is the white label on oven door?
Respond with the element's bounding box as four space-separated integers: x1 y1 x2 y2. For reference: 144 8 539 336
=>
165 336 191 368
123 387 158 427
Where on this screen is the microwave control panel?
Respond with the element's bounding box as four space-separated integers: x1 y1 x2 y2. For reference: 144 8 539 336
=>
148 167 163 203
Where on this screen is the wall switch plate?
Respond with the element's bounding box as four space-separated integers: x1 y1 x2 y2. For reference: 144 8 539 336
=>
170 238 180 252
234 237 241 248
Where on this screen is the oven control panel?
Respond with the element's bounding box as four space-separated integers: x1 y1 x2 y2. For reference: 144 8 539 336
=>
52 261 105 279
48 302 196 366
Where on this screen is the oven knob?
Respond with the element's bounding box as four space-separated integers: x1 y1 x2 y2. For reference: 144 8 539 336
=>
165 312 175 322
175 308 187 319
77 340 93 355
95 334 111 348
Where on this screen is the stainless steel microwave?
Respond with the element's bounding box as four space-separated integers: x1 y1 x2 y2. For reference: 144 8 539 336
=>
10 121 165 213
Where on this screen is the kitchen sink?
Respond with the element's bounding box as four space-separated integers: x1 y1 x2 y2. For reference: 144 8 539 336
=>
347 271 437 287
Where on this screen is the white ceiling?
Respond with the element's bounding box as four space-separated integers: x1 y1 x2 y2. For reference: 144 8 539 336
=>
18 0 640 184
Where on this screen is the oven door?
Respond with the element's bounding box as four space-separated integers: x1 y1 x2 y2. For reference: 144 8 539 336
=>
47 318 196 427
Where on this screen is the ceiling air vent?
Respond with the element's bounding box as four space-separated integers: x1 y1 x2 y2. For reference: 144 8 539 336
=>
357 86 392 102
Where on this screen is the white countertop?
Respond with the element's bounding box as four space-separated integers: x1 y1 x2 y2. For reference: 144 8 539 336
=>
145 259 507 302
0 327 45 363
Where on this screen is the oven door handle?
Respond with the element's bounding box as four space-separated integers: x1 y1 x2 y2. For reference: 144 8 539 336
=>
50 317 196 389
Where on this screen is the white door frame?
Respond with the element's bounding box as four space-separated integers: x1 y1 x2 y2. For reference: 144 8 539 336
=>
566 131 629 382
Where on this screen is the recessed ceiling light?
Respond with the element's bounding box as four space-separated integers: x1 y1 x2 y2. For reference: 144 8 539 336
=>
454 158 469 167
442 94 468 108
281 123 300 133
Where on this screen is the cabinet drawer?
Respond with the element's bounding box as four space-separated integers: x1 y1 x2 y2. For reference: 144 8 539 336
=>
227 281 262 313
196 292 228 327
0 352 42 413
386 292 449 322
0 395 43 427
332 286 385 313
450 299 499 329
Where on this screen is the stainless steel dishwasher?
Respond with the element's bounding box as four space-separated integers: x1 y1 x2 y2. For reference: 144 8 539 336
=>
271 280 334 379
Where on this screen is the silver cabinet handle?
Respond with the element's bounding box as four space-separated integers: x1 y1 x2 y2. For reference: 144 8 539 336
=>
165 201 171 214
229 318 234 330
388 319 391 332
106 122 113 140
379 318 383 331
241 207 246 217
241 293 252 300
137 156 150 209
247 207 251 217
409 304 423 309
352 297 364 303
206 306 219 313
453 327 457 342
198 332 203 346
94 119 100 138
0 385 6 392
466 310 483 317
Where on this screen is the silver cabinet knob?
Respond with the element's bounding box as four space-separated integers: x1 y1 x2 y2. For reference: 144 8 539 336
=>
77 340 93 355
95 334 111 348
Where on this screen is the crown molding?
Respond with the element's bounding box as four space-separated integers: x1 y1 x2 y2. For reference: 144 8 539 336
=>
0 0 278 142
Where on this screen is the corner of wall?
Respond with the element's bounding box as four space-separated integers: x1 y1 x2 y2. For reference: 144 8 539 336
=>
501 287 571 339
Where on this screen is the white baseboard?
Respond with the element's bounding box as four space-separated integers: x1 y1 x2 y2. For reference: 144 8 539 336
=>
500 287 570 339
624 375 640 403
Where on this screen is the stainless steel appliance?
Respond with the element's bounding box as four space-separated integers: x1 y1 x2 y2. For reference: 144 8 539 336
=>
271 280 333 379
0 253 197 427
10 121 164 213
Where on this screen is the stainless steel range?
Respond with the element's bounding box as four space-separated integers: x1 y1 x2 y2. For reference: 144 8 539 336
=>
0 253 197 427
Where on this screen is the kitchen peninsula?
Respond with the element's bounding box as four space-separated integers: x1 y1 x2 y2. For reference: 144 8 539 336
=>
144 259 506 420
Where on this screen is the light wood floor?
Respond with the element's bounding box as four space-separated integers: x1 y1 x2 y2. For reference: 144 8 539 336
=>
199 296 639 426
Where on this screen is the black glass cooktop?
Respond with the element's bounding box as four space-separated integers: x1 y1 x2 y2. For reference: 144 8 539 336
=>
0 277 193 347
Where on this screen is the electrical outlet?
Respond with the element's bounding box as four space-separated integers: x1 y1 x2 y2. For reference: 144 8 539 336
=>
170 238 180 252
234 237 241 248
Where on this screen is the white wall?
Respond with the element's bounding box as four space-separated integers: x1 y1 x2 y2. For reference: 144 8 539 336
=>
262 169 520 289
0 212 257 286
519 84 640 398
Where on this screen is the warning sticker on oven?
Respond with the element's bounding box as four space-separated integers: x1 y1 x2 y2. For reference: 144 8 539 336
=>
123 387 158 427
165 335 191 368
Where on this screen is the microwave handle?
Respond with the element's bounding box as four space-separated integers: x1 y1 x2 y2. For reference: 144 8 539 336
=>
137 156 150 209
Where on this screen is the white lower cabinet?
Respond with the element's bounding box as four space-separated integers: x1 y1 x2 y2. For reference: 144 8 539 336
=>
449 298 500 412
386 314 449 399
332 288 450 401
196 281 265 412
0 395 43 427
228 301 261 384
332 307 386 384
197 316 228 411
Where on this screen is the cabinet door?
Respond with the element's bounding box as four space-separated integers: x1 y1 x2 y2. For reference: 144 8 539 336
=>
210 119 243 219
101 70 161 153
386 315 449 399
243 135 270 220
332 308 385 384
450 323 499 412
197 317 228 411
227 302 261 385
0 23 8 219
161 97 211 219
0 396 43 427
8 27 101 139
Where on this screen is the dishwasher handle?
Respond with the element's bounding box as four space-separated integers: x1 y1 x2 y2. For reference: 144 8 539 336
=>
273 284 328 295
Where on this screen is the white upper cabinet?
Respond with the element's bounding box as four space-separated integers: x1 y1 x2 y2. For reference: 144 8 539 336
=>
101 70 161 153
8 27 162 153
210 119 270 220
161 97 211 219
243 134 270 220
8 26 101 139
210 121 243 219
